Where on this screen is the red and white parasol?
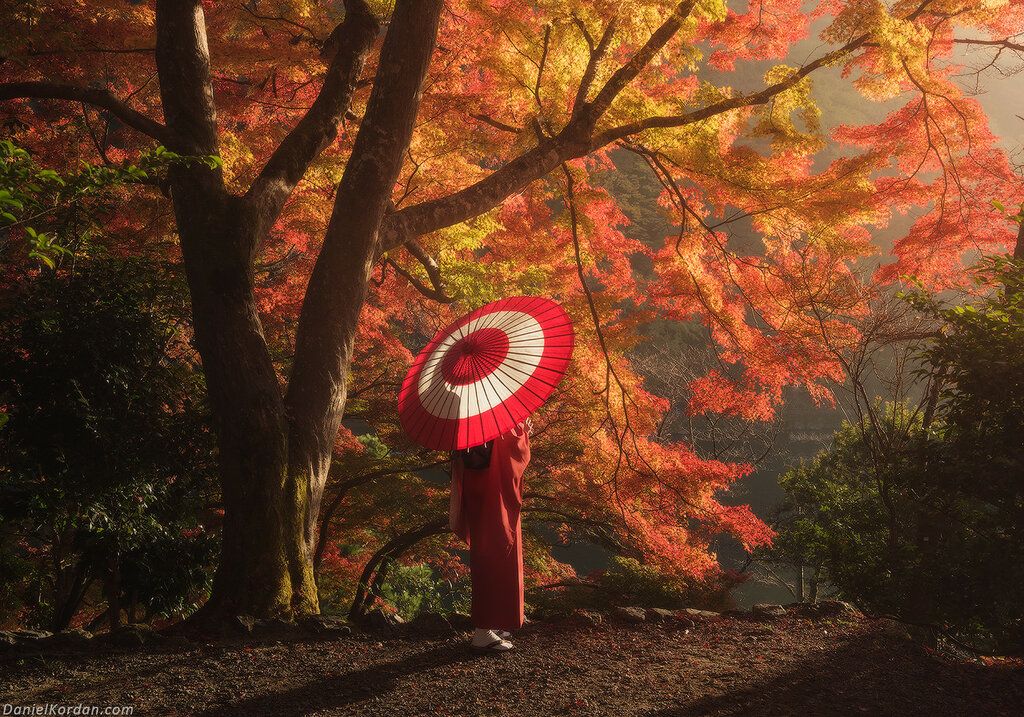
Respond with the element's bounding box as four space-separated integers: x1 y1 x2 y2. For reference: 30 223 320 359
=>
398 296 574 451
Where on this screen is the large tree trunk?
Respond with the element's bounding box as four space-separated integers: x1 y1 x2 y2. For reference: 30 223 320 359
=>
283 0 443 600
155 0 298 620
152 0 441 621
183 210 298 618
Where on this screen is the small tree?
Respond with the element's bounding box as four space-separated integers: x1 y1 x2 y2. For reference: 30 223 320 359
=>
764 259 1024 653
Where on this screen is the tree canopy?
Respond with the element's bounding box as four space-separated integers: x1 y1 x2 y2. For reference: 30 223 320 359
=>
0 0 1021 622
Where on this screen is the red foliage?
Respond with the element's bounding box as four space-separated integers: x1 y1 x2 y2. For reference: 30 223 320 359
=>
3 0 1021 592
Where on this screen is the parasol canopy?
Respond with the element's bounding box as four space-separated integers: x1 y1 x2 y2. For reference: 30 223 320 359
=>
398 296 574 451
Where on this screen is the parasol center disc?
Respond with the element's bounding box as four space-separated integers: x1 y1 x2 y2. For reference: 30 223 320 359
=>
440 327 509 385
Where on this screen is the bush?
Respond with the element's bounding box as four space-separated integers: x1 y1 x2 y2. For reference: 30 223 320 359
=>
527 556 737 617
765 258 1024 653
0 258 218 630
377 563 470 621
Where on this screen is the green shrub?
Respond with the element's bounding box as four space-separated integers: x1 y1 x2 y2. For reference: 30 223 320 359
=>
377 563 471 620
527 556 737 617
765 258 1024 653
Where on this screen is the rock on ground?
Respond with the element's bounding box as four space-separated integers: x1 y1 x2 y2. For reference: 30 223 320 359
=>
613 606 648 624
644 608 677 623
682 607 721 620
752 603 788 619
564 609 603 628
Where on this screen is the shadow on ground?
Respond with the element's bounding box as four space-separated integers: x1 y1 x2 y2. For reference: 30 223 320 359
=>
3 618 1022 716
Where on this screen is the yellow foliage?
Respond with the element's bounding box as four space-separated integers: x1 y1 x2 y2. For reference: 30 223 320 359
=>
217 131 257 190
750 66 824 155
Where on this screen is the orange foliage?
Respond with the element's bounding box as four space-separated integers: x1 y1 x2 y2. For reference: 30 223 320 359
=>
3 0 1021 592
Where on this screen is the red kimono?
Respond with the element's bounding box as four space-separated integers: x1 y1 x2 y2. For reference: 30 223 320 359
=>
449 423 530 632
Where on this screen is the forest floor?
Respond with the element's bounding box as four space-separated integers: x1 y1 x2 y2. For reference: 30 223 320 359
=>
1 609 1022 717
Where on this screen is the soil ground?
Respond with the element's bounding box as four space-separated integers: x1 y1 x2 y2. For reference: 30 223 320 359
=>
2 613 1022 716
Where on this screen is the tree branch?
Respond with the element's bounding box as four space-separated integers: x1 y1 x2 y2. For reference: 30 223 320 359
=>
571 14 595 53
573 16 619 114
386 237 457 303
350 517 448 618
0 81 176 146
585 0 696 118
1015 212 1024 260
20 46 156 57
534 23 552 113
242 0 379 249
375 34 853 255
954 37 1024 52
591 36 867 147
377 137 571 255
469 112 519 134
376 0 945 260
314 457 446 571
405 238 456 300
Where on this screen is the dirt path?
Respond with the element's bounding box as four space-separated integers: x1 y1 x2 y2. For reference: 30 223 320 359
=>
2 614 1022 716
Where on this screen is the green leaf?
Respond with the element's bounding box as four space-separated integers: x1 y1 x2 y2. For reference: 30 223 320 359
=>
29 250 56 269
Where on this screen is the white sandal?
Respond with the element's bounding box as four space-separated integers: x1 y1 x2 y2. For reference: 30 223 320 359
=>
471 629 514 652
472 637 514 652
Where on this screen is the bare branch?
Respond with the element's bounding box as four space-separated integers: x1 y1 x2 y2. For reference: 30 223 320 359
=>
385 243 458 304
19 46 155 57
469 112 519 134
954 37 1024 52
399 238 457 302
535 23 552 108
349 517 448 618
314 457 447 571
0 81 176 146
1016 211 1024 260
240 2 325 47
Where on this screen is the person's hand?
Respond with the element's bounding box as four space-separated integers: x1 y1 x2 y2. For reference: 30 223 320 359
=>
524 416 534 435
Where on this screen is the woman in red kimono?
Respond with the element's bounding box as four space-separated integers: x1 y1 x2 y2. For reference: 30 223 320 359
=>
449 418 531 652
